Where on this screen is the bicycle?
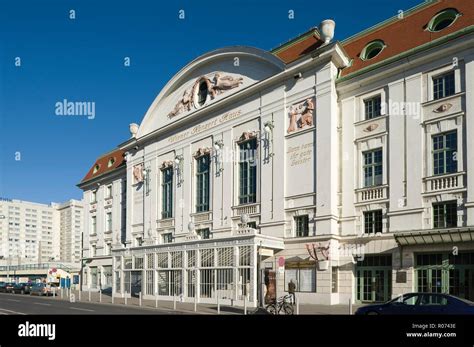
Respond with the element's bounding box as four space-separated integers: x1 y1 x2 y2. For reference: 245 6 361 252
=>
265 294 294 315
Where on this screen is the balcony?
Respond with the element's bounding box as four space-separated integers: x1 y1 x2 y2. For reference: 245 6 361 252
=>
192 211 212 223
423 172 466 195
355 185 388 204
232 203 260 217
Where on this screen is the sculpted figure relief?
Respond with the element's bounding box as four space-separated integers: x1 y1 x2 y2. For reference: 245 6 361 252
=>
133 163 144 184
168 72 244 118
287 98 315 134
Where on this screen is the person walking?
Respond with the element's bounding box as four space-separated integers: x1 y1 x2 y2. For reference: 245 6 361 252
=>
288 279 296 304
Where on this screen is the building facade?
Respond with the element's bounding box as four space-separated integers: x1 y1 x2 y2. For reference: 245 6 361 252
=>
57 199 84 264
78 0 474 306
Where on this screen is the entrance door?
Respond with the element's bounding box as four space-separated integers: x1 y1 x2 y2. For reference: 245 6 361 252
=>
356 268 392 303
131 271 142 297
264 270 276 304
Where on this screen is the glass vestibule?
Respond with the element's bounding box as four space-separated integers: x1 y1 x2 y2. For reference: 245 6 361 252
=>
356 255 392 303
415 252 474 301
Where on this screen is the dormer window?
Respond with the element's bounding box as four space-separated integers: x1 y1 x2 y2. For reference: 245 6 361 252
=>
198 80 208 106
107 157 115 167
360 40 386 61
428 9 460 33
93 164 100 174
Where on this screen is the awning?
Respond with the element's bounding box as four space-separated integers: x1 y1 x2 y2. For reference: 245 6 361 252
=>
394 227 474 246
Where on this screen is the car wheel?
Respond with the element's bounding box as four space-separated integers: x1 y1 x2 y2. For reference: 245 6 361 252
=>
367 311 379 315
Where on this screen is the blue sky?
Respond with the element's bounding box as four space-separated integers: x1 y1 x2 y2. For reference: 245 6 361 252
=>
0 0 421 204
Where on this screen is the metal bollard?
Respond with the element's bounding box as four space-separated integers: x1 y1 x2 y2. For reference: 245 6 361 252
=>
99 290 102 303
217 294 220 315
173 295 176 310
125 293 128 305
194 294 197 312
349 298 352 315
52 288 55 298
112 294 114 304
88 289 91 302
155 293 158 308
78 289 81 301
244 295 247 315
296 295 299 315
139 292 142 307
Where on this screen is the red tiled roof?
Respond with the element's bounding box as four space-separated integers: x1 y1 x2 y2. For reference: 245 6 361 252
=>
340 0 474 77
272 29 324 64
80 148 125 184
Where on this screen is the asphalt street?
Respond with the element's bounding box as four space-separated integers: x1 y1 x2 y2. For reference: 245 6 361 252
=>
0 292 180 315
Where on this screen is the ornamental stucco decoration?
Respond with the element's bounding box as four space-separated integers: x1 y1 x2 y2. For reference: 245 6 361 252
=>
160 160 174 170
363 123 379 132
237 131 258 143
287 97 315 134
193 147 212 158
433 103 452 113
133 163 144 184
168 72 244 118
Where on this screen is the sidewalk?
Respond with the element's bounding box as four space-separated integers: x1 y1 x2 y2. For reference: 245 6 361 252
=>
52 289 362 315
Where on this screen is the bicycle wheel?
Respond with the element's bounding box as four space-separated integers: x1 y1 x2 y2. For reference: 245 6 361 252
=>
266 304 277 315
282 303 294 315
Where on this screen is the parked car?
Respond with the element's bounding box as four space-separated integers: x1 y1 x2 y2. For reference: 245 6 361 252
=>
355 293 474 315
30 283 53 296
0 282 15 293
11 282 33 294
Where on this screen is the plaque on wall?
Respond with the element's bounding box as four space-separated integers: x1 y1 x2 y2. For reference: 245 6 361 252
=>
396 271 407 283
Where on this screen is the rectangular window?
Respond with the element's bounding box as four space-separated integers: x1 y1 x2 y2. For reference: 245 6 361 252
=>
196 154 210 212
433 201 457 229
162 233 173 244
433 71 455 100
239 139 257 205
363 149 383 187
433 131 457 175
105 212 112 232
284 268 316 293
106 185 112 199
197 228 210 239
91 216 97 235
364 95 382 120
295 215 309 237
161 167 173 219
332 267 338 293
364 210 383 234
91 190 97 203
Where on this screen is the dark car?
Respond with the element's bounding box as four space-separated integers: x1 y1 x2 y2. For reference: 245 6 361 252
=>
355 293 474 315
11 283 33 294
0 282 15 293
30 283 53 296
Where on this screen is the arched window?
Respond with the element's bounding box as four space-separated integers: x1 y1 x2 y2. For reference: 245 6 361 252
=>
360 40 386 61
93 164 100 174
428 8 460 32
197 80 208 106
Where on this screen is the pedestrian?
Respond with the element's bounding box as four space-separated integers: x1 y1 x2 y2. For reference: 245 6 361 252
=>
288 279 296 304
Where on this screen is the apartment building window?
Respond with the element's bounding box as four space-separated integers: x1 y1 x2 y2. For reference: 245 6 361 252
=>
196 154 210 212
433 131 457 175
197 228 210 239
91 216 97 235
162 233 173 244
106 185 112 199
433 71 455 100
364 210 383 234
364 95 382 120
91 190 97 203
239 138 257 204
295 215 309 237
363 149 383 187
161 167 173 219
106 212 112 232
433 201 457 229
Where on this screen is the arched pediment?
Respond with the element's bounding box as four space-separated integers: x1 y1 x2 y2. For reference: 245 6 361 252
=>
137 46 285 138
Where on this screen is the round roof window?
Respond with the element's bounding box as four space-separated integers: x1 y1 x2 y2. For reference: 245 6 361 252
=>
428 8 460 32
108 157 115 167
360 40 386 61
93 164 100 174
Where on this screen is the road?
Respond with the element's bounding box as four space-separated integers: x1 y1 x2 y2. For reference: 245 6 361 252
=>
0 292 181 315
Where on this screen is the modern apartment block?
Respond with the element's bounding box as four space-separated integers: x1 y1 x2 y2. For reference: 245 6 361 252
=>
0 198 84 266
78 0 474 305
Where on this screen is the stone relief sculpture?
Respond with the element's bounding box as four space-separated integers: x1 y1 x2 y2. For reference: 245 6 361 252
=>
133 163 144 184
168 72 244 118
193 147 212 158
237 131 258 143
287 98 315 134
160 160 174 170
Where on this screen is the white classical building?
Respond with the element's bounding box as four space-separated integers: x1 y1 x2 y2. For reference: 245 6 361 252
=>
78 0 474 306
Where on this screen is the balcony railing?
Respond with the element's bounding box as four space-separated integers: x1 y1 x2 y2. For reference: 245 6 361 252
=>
232 203 260 217
355 185 388 203
423 172 465 194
